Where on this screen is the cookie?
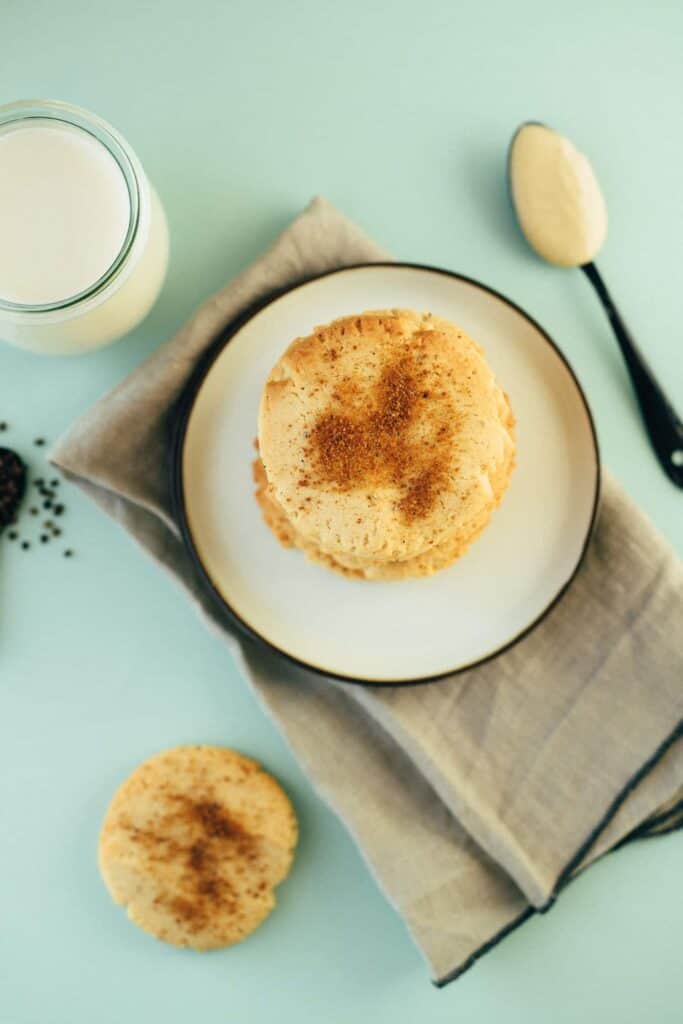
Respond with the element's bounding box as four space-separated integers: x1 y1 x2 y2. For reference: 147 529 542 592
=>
98 745 298 950
256 309 515 579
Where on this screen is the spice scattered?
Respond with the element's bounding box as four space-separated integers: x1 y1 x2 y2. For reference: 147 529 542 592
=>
40 534 49 543
8 530 17 541
64 549 74 558
306 353 453 522
0 422 7 432
21 540 30 550
398 462 447 521
53 503 64 516
123 795 257 934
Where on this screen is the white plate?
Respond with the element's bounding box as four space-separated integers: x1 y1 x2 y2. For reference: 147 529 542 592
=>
174 264 600 684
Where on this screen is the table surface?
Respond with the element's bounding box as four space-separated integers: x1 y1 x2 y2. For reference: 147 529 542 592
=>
2 2 682 1022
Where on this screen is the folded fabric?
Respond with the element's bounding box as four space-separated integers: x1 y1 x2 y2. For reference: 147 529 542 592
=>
52 197 683 985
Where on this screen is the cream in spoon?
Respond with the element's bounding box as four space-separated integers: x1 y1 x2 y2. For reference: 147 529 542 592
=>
508 122 607 267
507 120 683 488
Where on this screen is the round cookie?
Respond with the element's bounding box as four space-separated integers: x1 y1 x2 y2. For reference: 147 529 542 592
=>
98 745 298 950
256 309 515 579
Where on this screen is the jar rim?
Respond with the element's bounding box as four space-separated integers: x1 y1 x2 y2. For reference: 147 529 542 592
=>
0 99 141 314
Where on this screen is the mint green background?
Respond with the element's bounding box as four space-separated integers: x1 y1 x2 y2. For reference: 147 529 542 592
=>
1 2 682 1021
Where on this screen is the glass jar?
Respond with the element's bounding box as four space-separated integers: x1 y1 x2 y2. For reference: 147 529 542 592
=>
0 99 169 355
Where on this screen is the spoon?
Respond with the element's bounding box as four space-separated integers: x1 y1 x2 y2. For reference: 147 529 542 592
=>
507 121 683 488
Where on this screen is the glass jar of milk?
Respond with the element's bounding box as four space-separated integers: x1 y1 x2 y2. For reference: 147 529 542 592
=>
0 100 169 355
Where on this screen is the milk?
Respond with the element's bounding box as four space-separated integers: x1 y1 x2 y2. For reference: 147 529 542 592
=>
0 102 169 354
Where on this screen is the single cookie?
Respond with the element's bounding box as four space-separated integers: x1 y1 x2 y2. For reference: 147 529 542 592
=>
98 745 298 950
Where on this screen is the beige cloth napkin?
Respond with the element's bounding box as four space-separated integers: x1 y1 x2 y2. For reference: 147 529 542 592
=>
52 197 683 985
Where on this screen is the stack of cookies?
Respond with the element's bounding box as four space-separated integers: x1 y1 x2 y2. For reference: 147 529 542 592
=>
255 309 515 580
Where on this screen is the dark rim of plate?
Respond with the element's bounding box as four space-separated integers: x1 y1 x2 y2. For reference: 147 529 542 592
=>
169 262 602 687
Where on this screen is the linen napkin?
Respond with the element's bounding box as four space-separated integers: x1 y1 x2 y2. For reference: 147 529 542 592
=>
52 197 683 985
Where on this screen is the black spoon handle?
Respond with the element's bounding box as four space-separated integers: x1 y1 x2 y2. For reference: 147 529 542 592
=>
582 261 683 489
